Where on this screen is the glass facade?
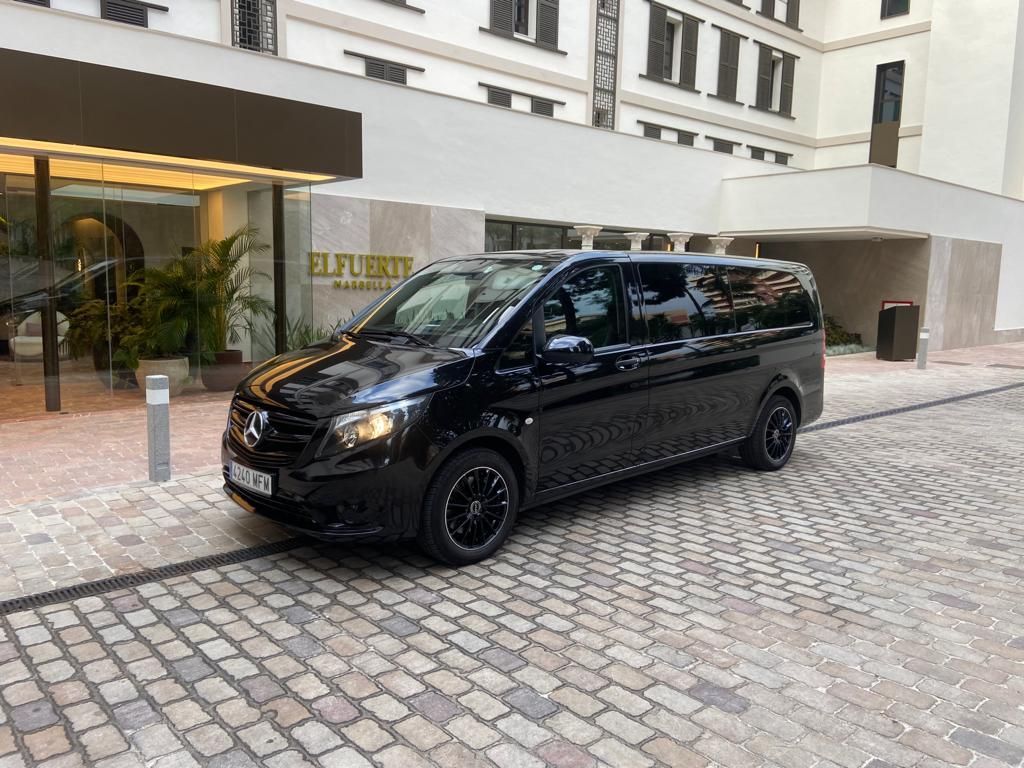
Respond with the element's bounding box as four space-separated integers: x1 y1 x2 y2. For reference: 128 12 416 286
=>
0 153 314 417
484 220 671 253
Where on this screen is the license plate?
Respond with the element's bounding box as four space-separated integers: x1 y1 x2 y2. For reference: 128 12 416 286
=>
230 461 274 496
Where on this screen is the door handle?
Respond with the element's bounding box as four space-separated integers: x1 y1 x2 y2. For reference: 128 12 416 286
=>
615 354 642 371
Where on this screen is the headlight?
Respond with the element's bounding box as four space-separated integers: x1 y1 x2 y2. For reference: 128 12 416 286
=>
318 395 430 457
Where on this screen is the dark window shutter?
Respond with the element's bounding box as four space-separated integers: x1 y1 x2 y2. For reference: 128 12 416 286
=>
385 63 408 85
536 0 559 50
677 131 695 146
712 139 734 154
365 59 387 80
490 0 514 35
786 0 800 27
717 30 738 101
750 147 765 160
531 97 555 116
102 0 148 26
487 87 512 108
646 4 668 80
16 0 50 6
680 16 699 89
779 53 795 115
643 124 662 139
761 0 775 17
775 153 790 165
755 44 773 109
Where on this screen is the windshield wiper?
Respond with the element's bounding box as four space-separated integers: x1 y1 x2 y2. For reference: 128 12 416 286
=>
346 329 434 348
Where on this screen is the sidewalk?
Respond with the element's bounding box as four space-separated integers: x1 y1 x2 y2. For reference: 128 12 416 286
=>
1 342 1023 599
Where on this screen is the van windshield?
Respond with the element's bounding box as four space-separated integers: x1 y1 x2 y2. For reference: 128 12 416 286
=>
340 257 556 349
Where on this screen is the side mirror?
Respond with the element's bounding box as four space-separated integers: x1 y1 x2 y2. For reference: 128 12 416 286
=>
542 335 595 366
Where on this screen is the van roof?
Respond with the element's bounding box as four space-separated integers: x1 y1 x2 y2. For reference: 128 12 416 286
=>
452 249 811 273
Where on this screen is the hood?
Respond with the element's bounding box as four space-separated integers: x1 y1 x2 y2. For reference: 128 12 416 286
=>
236 336 476 419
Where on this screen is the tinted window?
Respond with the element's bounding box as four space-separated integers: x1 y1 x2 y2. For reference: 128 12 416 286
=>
499 317 534 369
639 262 734 341
544 266 626 349
727 267 812 331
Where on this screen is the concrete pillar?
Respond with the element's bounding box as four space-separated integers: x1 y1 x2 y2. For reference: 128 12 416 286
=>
667 232 693 252
709 236 734 255
572 225 602 251
624 232 649 251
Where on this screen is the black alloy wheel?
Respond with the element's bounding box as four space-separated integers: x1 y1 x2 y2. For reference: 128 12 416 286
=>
740 394 798 471
419 448 520 565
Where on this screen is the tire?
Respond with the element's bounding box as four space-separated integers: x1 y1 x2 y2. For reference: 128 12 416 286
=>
418 448 520 566
740 395 798 471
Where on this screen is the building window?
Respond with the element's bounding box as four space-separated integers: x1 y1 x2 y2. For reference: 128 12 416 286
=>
643 124 662 140
874 61 904 123
647 5 701 90
716 29 742 102
233 0 277 54
15 0 51 6
775 152 790 166
677 130 696 146
365 59 408 85
750 147 766 160
100 0 167 27
489 0 560 50
881 0 909 18
760 0 800 28
756 44 795 116
711 138 737 154
531 97 555 117
487 87 512 107
592 0 620 128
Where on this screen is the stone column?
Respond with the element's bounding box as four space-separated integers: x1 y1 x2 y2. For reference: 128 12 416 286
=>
624 232 649 251
667 232 693 252
572 225 602 251
709 236 734 255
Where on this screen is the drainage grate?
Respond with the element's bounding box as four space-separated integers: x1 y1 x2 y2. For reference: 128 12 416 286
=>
801 380 1024 434
0 537 305 616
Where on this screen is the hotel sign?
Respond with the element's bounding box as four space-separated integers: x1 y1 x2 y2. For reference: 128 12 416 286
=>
309 252 415 291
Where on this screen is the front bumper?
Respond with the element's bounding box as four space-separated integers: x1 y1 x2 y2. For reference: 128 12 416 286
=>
221 433 428 542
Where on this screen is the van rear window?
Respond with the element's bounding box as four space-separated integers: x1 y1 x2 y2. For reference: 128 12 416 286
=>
727 267 812 331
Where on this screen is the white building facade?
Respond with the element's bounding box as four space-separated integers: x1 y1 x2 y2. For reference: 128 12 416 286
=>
2 0 1024 416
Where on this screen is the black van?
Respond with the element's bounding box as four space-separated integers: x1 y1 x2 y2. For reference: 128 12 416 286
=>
223 251 824 565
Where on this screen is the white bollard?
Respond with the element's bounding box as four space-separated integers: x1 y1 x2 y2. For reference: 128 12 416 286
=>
917 327 930 370
146 375 171 482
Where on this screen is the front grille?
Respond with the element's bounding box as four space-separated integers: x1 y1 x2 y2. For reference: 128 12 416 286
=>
228 398 318 468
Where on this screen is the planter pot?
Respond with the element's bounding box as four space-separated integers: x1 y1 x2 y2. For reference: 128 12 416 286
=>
136 357 190 397
201 349 247 392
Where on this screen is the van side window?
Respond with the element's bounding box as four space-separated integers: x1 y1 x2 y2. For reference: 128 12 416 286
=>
727 267 812 331
498 317 534 369
543 266 626 349
639 262 734 341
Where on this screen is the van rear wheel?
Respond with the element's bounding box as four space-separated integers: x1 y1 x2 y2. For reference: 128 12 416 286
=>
740 395 797 471
418 448 519 566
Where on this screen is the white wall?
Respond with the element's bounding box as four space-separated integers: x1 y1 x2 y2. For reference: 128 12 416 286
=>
823 0 933 41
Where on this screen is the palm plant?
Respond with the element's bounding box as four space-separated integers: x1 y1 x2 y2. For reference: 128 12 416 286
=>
192 226 274 353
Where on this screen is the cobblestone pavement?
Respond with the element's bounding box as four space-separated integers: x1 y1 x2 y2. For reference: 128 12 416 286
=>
1 375 1024 765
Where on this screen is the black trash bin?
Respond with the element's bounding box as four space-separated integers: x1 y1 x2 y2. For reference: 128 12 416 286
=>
876 305 920 361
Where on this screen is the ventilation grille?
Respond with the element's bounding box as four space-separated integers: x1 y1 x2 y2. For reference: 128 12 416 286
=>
487 88 512 108
102 0 147 26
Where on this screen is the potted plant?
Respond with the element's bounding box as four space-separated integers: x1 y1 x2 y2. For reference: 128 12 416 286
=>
192 226 274 391
115 257 197 397
65 299 141 389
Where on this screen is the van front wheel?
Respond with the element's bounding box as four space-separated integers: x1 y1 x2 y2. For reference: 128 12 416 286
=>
418 448 520 566
740 395 797 471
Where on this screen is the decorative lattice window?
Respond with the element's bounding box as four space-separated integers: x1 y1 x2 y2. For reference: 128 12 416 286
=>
233 0 277 54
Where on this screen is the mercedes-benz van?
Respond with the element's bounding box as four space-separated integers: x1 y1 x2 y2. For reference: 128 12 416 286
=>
223 251 824 565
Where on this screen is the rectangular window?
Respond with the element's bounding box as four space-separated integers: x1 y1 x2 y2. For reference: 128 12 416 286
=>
663 20 676 80
761 0 799 27
365 58 408 85
101 0 163 27
643 124 662 140
639 262 734 341
756 44 794 115
485 220 514 252
750 147 766 160
775 152 791 166
727 267 812 330
677 130 696 146
531 97 555 117
881 0 909 18
545 266 627 349
514 0 529 35
499 316 535 369
716 29 741 101
712 139 736 154
487 87 512 107
874 61 904 123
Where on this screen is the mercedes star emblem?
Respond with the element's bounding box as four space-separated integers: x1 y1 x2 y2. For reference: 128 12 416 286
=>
243 410 269 448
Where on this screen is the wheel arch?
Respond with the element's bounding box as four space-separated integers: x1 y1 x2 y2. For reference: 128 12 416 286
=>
759 375 804 427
